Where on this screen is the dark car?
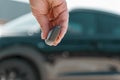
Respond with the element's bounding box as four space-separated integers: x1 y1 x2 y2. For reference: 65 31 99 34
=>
0 9 120 80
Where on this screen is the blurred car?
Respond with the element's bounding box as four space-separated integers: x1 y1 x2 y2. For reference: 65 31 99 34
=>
0 9 120 80
0 0 120 80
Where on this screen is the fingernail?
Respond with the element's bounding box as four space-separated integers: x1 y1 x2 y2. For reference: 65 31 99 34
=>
53 43 58 46
41 33 45 39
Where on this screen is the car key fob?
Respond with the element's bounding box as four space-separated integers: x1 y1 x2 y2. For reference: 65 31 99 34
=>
45 26 61 46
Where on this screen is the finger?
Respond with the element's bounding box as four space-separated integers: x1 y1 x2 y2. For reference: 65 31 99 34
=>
33 13 50 39
38 15 50 39
53 22 68 46
50 0 69 46
30 0 50 39
29 0 49 15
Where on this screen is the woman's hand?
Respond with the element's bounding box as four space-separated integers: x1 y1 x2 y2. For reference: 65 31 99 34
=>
30 0 69 46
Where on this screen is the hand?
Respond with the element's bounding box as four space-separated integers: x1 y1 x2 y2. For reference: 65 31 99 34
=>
30 0 69 46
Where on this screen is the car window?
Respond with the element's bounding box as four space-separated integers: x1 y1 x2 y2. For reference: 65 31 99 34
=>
69 22 83 34
69 11 97 37
97 14 120 37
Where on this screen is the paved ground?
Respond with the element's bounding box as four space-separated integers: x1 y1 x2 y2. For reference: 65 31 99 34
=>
46 57 120 80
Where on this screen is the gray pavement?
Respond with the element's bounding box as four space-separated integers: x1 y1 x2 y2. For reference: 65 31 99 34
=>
46 58 120 80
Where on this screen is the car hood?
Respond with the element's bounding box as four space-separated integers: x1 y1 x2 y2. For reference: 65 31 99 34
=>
0 13 40 37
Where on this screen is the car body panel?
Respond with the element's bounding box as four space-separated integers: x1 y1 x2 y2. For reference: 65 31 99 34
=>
0 9 120 54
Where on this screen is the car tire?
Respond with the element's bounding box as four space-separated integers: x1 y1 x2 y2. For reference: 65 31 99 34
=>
0 45 47 80
0 58 38 80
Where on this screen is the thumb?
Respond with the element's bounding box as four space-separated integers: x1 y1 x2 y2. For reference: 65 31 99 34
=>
34 14 50 39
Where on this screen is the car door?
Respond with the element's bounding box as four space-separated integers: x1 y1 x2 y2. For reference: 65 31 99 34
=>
97 13 120 52
56 10 98 52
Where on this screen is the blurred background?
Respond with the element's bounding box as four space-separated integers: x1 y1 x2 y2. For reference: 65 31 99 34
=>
0 0 30 24
0 0 120 80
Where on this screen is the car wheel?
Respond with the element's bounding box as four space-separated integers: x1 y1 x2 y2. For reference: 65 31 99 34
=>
0 58 39 80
